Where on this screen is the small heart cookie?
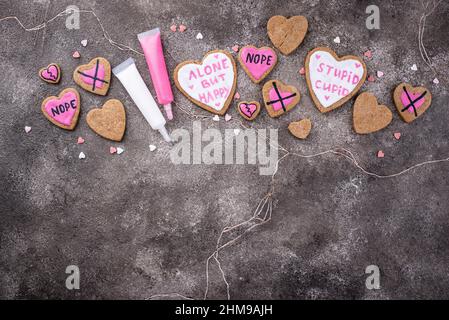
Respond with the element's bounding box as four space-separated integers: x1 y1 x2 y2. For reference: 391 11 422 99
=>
393 83 432 123
237 101 261 121
238 46 277 84
267 15 308 55
86 99 126 141
174 50 237 115
39 63 61 84
41 88 81 130
353 92 393 134
288 119 312 140
262 80 300 118
73 57 111 96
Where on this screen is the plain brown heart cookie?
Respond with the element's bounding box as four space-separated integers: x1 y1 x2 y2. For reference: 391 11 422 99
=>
86 99 126 141
262 80 300 118
393 83 432 123
73 57 111 96
288 119 312 140
267 15 308 55
353 92 393 134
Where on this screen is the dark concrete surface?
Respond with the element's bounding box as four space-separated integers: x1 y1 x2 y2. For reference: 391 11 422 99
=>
1 0 449 299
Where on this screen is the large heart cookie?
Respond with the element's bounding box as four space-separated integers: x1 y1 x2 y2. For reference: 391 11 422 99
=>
267 15 308 55
86 99 126 141
237 101 261 121
393 83 432 123
73 57 111 96
262 80 300 118
174 50 237 115
238 46 277 84
39 63 61 84
353 92 392 134
305 47 367 113
41 88 80 130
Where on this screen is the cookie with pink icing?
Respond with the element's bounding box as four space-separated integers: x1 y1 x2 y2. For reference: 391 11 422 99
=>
393 83 432 123
238 46 277 84
41 88 81 130
237 100 261 121
174 50 237 115
262 80 300 118
73 57 111 96
39 63 61 84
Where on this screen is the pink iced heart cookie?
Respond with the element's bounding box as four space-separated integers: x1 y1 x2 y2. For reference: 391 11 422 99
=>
41 88 81 130
262 80 300 118
39 63 61 84
73 57 111 96
393 83 432 123
305 47 367 113
237 101 261 121
174 50 237 115
238 46 277 83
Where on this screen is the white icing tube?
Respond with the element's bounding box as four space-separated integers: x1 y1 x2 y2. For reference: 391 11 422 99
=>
113 58 172 142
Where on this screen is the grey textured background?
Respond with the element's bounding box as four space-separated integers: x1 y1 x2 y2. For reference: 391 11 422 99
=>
1 0 449 299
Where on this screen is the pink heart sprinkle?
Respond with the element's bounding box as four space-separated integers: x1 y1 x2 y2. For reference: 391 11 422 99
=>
179 24 187 32
215 102 221 107
110 147 117 154
188 85 194 90
299 67 305 75
77 137 85 144
214 54 219 59
72 51 80 59
377 150 385 158
316 54 321 59
368 75 375 82
324 95 330 100
234 92 240 100
170 24 177 32
364 50 372 59
355 63 361 68
394 132 401 140
232 45 239 53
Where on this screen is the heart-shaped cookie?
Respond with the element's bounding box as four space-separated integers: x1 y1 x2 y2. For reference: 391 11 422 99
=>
288 118 312 139
86 99 126 141
305 47 367 113
41 88 80 130
237 101 261 121
174 50 237 115
262 80 300 118
73 57 111 96
393 83 432 123
267 15 308 55
238 46 277 83
39 63 61 84
353 92 392 134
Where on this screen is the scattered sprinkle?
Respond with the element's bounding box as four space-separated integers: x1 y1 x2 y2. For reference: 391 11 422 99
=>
234 92 240 100
179 24 187 32
411 64 418 71
77 137 85 144
394 132 401 140
433 78 440 84
81 39 88 47
196 32 203 40
364 50 372 59
231 45 239 52
212 115 220 122
117 147 124 155
149 144 157 152
333 36 341 44
79 152 86 159
377 71 384 78
377 150 385 158
234 129 240 136
72 51 80 59
110 146 117 154
299 67 306 75
170 24 177 32
368 75 375 82
225 114 232 122
24 126 32 133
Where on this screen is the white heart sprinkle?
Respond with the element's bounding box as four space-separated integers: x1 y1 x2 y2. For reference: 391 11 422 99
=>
212 115 220 122
81 39 88 47
225 114 232 122
149 145 157 152
377 71 384 78
433 78 440 84
234 129 240 136
117 147 124 155
333 36 341 44
411 64 418 71
196 32 203 40
79 152 86 159
25 126 32 133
